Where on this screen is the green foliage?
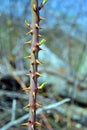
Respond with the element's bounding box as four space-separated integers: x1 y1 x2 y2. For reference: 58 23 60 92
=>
39 82 47 89
24 20 30 26
42 0 48 6
39 39 46 46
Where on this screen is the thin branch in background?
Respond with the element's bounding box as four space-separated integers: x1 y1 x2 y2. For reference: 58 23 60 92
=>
40 112 54 130
1 98 70 130
11 99 16 122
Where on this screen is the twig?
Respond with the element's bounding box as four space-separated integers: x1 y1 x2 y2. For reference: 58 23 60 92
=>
11 99 16 121
40 112 54 130
37 98 70 113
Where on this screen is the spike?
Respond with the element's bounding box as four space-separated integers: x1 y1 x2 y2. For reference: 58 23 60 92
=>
32 74 35 79
36 59 42 65
22 87 31 92
24 55 32 59
35 102 41 108
35 122 41 126
36 44 44 50
32 92 35 98
39 16 45 21
26 73 30 76
37 47 46 52
32 109 34 114
38 47 44 51
24 103 40 109
33 4 37 12
24 104 31 109
21 122 29 126
31 61 35 66
24 40 32 44
35 72 42 77
38 82 47 89
35 23 40 29
27 30 33 35
32 47 36 53
38 34 42 38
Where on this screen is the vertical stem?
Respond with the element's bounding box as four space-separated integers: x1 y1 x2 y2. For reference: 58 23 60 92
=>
29 0 39 130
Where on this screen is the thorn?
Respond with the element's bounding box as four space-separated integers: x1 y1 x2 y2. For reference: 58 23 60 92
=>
31 61 35 66
24 40 32 44
32 92 35 98
38 47 43 51
38 34 42 37
35 102 41 108
24 103 40 109
33 4 37 12
27 30 33 35
21 122 29 126
35 23 40 29
35 72 42 77
35 122 41 126
38 47 46 51
32 74 35 79
39 16 45 21
24 55 32 59
24 104 31 109
26 73 30 76
36 59 42 65
35 44 44 50
22 87 31 92
32 109 34 114
32 47 36 53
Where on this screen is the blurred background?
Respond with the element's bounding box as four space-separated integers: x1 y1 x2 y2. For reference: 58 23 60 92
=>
0 0 87 130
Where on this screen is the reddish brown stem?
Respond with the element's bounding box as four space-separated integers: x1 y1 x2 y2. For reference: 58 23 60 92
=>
40 112 54 130
29 0 40 130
